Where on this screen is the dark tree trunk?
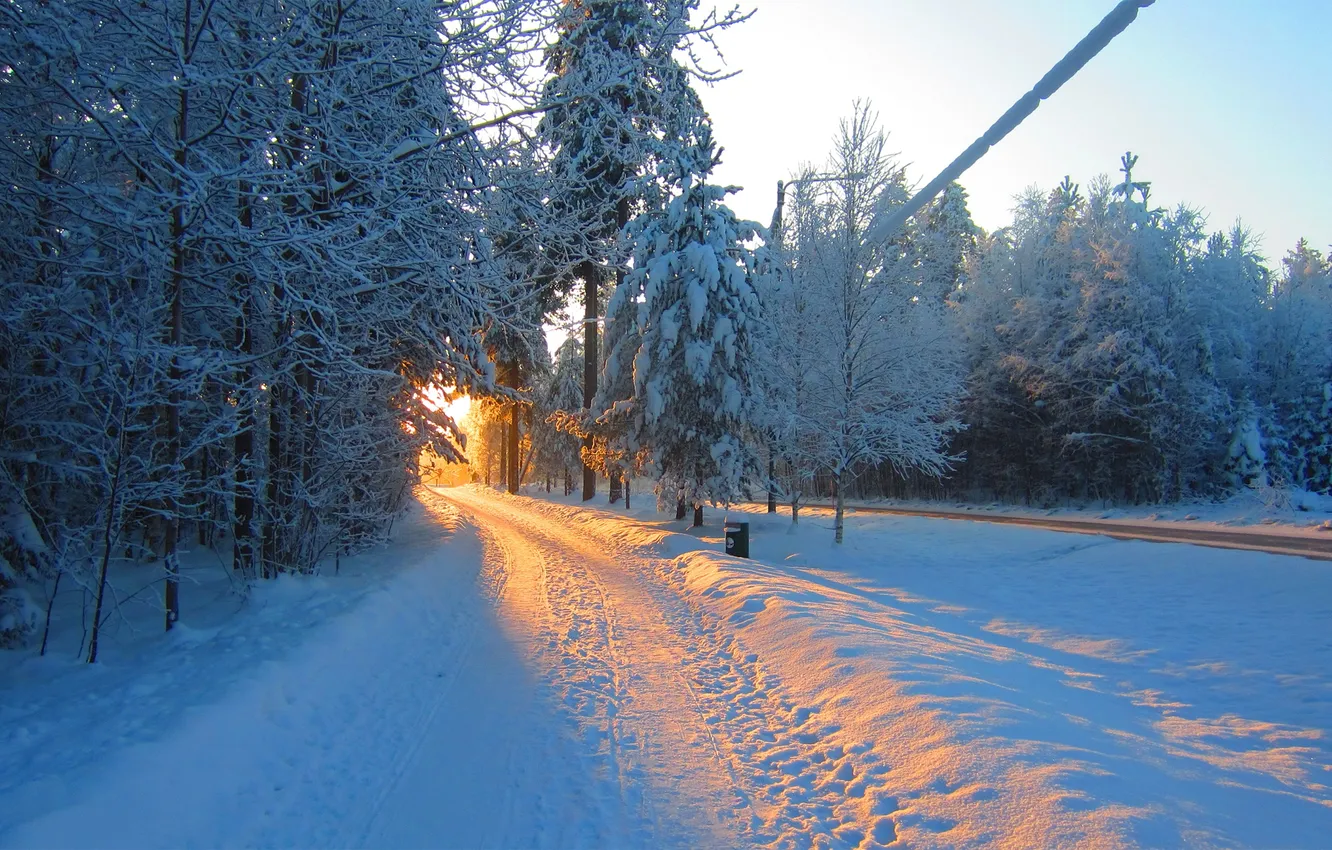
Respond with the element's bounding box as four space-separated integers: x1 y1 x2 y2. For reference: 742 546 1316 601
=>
231 14 256 579
834 473 845 544
675 499 687 520
507 403 520 495
264 373 283 578
163 20 191 630
624 477 631 510
580 260 599 501
39 571 60 657
232 204 254 577
609 472 622 504
693 504 704 528
499 419 508 490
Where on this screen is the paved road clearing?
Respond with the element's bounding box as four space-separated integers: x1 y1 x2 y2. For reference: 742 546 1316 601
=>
752 501 1332 560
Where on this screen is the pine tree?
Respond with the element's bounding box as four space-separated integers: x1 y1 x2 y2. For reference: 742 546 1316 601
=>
538 0 740 501
1261 240 1332 492
531 337 588 495
605 128 763 519
913 182 980 304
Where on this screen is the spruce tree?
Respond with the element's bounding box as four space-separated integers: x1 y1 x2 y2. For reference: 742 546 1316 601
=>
538 0 731 501
605 128 764 519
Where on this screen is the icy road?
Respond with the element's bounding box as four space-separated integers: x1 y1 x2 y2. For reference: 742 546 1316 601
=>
2 486 1329 848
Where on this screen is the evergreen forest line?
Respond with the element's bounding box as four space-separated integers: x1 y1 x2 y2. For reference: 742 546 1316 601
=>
2 0 1328 654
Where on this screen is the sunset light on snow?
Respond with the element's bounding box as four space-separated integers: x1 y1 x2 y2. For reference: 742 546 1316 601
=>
7 0 1330 846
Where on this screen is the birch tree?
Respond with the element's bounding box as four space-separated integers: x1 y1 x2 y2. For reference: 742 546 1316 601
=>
782 105 964 542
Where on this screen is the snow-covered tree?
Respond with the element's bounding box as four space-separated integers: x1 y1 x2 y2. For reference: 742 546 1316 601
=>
912 182 980 304
776 105 965 542
1259 240 1332 492
599 127 763 522
538 0 744 501
0 0 562 653
947 155 1318 504
531 337 588 495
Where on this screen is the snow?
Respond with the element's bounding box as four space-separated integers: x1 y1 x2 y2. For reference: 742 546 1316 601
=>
2 501 47 555
519 488 1332 847
2 485 1329 848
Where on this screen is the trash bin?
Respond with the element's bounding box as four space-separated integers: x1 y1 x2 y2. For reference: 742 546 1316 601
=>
724 520 750 559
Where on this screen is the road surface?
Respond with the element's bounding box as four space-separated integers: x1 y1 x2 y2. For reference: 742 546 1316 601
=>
430 490 1332 848
435 487 879 848
754 501 1332 561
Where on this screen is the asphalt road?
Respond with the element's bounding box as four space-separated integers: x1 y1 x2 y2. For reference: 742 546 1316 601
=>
753 502 1332 562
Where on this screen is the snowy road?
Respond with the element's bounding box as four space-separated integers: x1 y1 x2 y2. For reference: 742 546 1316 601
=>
441 489 1332 848
439 487 881 848
424 487 748 848
3 486 1329 849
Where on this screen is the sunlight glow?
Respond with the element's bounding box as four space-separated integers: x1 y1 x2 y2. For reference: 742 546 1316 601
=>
419 386 474 486
423 385 472 424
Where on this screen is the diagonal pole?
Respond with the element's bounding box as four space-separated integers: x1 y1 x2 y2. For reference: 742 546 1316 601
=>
866 0 1156 246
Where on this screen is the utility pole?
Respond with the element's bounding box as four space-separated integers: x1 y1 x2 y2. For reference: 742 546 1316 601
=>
866 0 1156 246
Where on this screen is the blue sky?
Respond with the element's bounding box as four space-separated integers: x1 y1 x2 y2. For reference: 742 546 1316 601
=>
697 0 1331 262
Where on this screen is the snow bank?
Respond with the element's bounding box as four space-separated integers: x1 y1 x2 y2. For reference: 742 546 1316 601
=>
525 485 1332 847
0 494 501 848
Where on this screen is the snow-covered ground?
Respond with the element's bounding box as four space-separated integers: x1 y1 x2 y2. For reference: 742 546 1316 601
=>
2 485 1329 848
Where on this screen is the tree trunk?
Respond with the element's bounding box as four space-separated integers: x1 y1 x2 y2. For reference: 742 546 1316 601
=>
499 419 508 490
624 477 631 510
791 493 800 525
767 451 777 513
231 10 256 580
834 473 845 544
39 571 60 658
89 427 128 662
264 61 311 581
264 374 283 578
507 402 520 495
675 498 687 520
580 259 599 501
232 206 254 577
693 504 703 528
609 472 622 504
163 17 191 629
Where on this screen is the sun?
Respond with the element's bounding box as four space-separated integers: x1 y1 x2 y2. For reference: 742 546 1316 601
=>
444 393 471 423
423 385 472 424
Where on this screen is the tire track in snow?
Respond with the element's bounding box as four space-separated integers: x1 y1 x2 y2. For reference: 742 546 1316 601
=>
650 558 898 849
356 490 511 847
361 490 613 850
446 489 753 847
446 489 899 849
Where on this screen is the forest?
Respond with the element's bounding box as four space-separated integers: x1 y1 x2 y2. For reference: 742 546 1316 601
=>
2 0 1329 651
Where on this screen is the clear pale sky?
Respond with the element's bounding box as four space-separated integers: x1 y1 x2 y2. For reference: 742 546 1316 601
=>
696 0 1331 262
